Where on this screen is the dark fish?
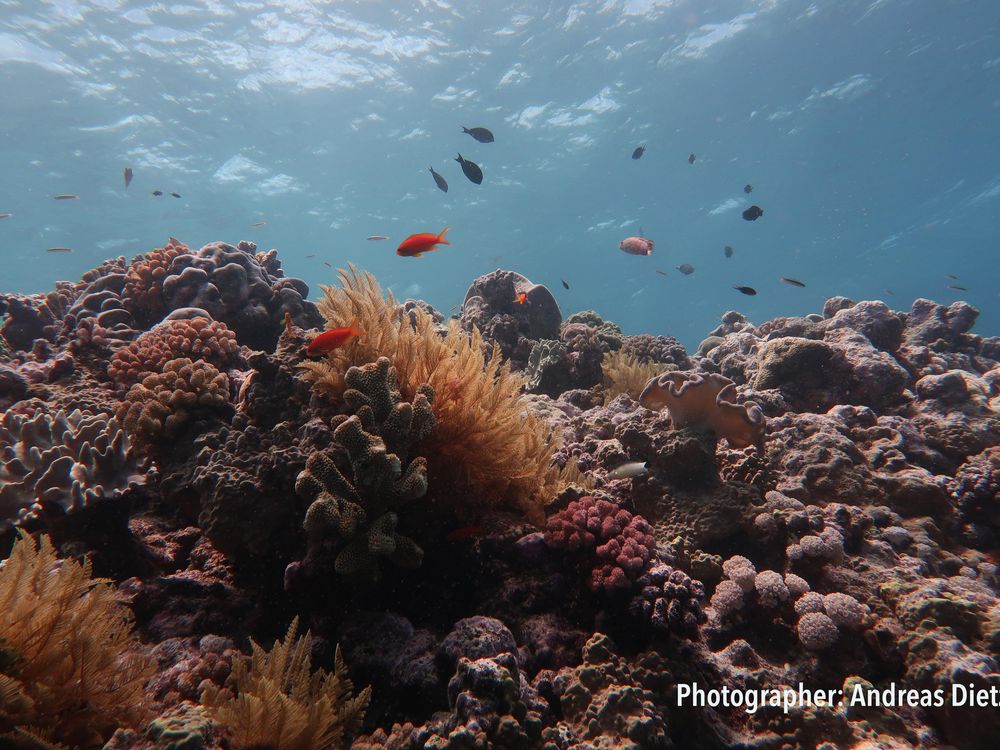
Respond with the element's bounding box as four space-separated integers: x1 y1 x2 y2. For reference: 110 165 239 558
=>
655 269 668 276
170 192 181 198
462 126 494 143
252 221 267 227
945 274 958 280
306 254 316 258
323 261 332 267
47 247 73 253
632 144 646 160
724 245 734 258
780 277 806 288
885 289 895 296
152 190 163 196
744 184 753 194
429 166 449 193
947 284 968 291
0 213 12 219
561 279 570 290
54 194 79 200
733 285 757 296
677 264 695 275
124 167 133 189
688 153 696 164
456 154 483 184
742 205 764 221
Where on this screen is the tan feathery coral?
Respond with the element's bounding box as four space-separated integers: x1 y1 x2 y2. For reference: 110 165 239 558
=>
117 358 231 455
300 266 563 522
0 533 154 749
201 617 370 750
109 316 240 387
601 350 670 403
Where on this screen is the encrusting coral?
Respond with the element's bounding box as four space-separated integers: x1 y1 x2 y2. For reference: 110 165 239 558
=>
201 617 371 750
299 266 564 523
0 534 154 749
295 357 434 579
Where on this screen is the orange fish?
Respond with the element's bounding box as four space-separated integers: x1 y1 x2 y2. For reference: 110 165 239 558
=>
514 292 527 304
305 319 363 357
397 227 450 258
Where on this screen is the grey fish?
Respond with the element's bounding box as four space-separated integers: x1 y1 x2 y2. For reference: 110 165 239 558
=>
46 247 73 252
561 279 570 290
54 194 79 200
632 144 645 160
152 190 163 196
947 284 968 291
124 167 133 189
170 192 181 198
607 461 649 480
688 153 696 164
0 213 12 219
945 274 958 280
462 126 494 143
744 184 753 193
780 277 806 288
429 166 449 193
742 205 764 221
724 245 734 258
456 153 483 184
677 263 695 275
733 285 757 295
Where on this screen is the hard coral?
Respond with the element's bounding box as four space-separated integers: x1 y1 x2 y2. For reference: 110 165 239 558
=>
295 357 433 579
123 237 192 325
108 316 240 387
0 405 140 530
0 534 154 749
117 358 232 457
201 617 371 750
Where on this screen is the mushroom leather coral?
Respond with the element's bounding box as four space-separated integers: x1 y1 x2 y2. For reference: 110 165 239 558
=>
639 370 765 449
300 266 562 523
201 617 370 750
0 534 154 749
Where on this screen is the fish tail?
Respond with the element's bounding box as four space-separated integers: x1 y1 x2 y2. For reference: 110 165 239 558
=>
455 153 462 162
461 127 469 133
437 227 451 245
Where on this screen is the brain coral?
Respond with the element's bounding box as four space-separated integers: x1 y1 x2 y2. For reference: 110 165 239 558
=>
108 316 240 387
639 370 765 449
0 404 140 529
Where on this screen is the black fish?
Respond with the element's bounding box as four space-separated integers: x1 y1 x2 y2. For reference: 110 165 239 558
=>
124 167 133 189
152 190 163 196
677 264 694 275
429 166 449 193
780 277 806 288
462 126 494 143
724 245 734 258
632 145 645 160
742 205 764 221
655 269 668 276
945 274 958 280
170 192 181 198
947 284 968 291
561 279 570 290
456 153 483 185
734 285 757 296
688 153 696 164
744 184 753 194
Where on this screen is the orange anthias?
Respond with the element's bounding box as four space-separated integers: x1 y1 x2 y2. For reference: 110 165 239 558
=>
305 319 363 357
514 292 527 304
396 227 450 258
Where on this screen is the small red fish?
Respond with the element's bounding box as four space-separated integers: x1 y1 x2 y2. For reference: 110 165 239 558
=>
397 227 450 258
514 292 527 304
305 319 363 357
446 526 486 542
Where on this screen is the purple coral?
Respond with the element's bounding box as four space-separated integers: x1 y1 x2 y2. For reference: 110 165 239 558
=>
629 562 707 635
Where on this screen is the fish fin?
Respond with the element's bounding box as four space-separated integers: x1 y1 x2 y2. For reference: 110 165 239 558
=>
437 227 450 245
455 153 462 162
461 127 469 133
348 318 364 337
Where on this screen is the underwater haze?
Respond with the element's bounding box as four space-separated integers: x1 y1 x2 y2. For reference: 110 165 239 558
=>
1 0 998 348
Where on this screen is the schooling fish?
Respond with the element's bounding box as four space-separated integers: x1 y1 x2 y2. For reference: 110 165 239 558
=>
688 153 696 164
724 245 734 258
462 126 494 143
429 166 449 193
323 261 332 267
253 221 267 227
46 247 73 253
456 154 483 184
367 235 389 241
152 190 163 196
945 274 959 280
744 184 753 194
305 319 364 357
514 292 527 304
397 227 450 258
742 205 764 221
677 264 695 275
733 285 757 296
632 144 646 160
170 192 181 198
0 213 12 219
607 461 649 480
124 167 133 189
655 269 668 276
620 236 654 256
780 277 806 288
54 194 79 200
947 284 968 291
561 279 570 290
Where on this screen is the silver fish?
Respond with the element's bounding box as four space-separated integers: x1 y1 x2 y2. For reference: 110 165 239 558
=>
607 461 649 480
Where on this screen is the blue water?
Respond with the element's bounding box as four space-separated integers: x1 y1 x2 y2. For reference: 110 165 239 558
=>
1 0 998 349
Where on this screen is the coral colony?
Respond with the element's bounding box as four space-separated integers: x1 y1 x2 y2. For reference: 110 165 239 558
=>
0 239 998 749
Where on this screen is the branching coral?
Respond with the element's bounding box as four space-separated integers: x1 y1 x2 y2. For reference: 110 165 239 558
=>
295 357 434 578
299 266 564 523
0 534 154 748
201 617 370 750
639 370 765 449
601 350 668 403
